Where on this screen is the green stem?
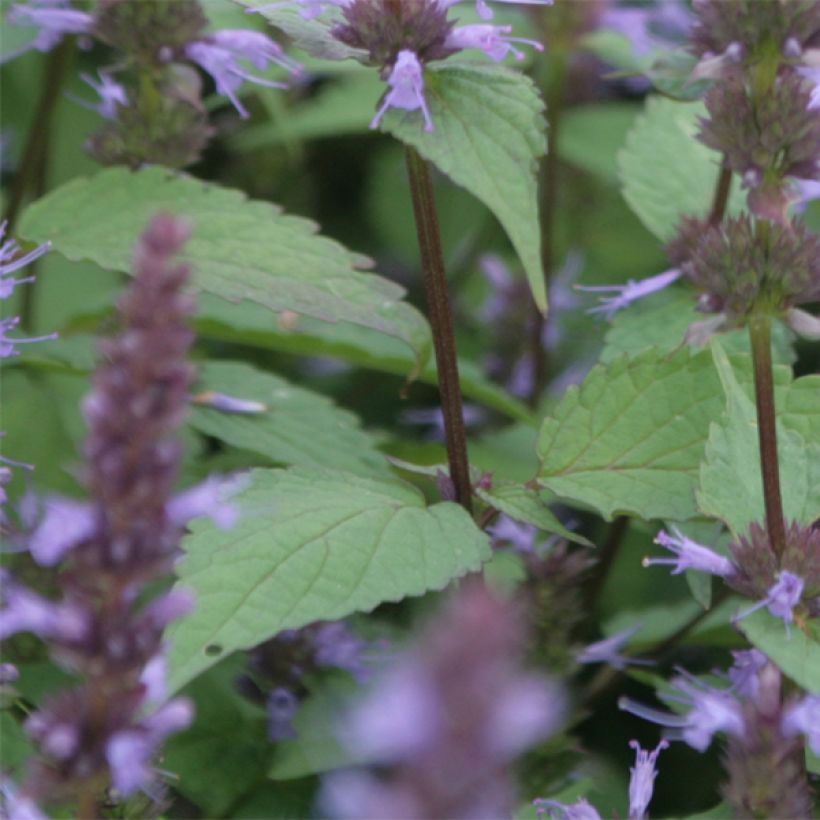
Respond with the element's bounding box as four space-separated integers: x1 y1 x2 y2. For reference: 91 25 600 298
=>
527 51 568 407
404 146 473 513
749 312 787 556
3 39 74 329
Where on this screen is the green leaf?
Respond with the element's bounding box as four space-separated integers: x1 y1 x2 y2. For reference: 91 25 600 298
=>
18 166 432 377
189 361 390 477
0 713 35 781
193 294 532 424
537 348 739 521
558 102 641 183
475 482 592 547
164 659 271 816
697 343 820 535
781 374 820 444
738 610 820 693
618 96 745 242
381 61 548 312
167 468 491 692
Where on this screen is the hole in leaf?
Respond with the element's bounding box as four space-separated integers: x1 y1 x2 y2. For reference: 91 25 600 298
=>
205 644 223 656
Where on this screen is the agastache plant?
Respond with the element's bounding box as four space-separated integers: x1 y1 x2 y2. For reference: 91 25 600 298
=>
0 214 237 816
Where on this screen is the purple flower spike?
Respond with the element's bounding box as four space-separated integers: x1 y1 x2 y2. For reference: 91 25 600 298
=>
371 50 434 133
782 695 820 755
446 24 543 62
644 527 734 578
627 739 668 820
733 570 805 632
533 797 602 819
576 268 682 320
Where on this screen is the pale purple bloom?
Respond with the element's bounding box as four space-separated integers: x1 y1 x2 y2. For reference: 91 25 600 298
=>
534 797 602 819
4 2 93 61
0 571 88 643
0 662 19 684
0 316 58 358
27 497 95 566
166 475 244 530
438 0 554 22
782 694 820 755
489 514 538 553
75 71 127 119
371 50 433 132
107 699 196 796
576 623 647 671
140 653 168 704
577 268 682 320
727 649 768 698
191 390 268 414
643 527 734 578
0 782 47 820
267 687 300 741
600 1 692 59
142 588 196 629
0 222 50 299
628 739 667 819
312 621 378 681
733 570 805 630
445 24 543 62
689 42 744 83
185 30 299 119
620 672 745 752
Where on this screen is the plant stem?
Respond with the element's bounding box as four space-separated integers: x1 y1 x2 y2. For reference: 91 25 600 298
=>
749 312 787 555
405 146 473 512
3 39 74 329
527 51 568 407
584 516 629 614
708 160 732 226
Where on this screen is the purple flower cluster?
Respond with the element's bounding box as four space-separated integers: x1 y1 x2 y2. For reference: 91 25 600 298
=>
250 0 553 132
0 214 238 812
321 581 563 818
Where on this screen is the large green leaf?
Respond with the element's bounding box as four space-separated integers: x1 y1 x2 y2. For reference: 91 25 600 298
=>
618 96 745 242
189 361 390 477
382 61 548 312
738 610 820 693
537 348 744 521
167 468 491 691
18 166 432 376
193 293 533 423
697 344 820 535
781 374 820 444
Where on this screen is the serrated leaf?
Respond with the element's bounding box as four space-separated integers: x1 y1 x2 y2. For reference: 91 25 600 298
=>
18 166 432 377
381 61 548 312
697 343 820 535
738 610 820 693
475 482 592 547
618 96 745 242
537 348 738 521
189 361 389 477
167 468 491 692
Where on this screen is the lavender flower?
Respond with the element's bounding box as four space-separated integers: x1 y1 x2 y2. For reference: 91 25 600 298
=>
0 316 58 358
733 570 805 631
643 527 734 577
627 740 668 819
323 582 563 818
4 1 93 62
782 694 820 755
576 268 682 320
185 29 300 118
0 222 51 299
534 798 601 819
444 24 543 62
191 390 268 414
371 49 434 132
576 623 649 671
620 668 745 752
74 70 128 119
